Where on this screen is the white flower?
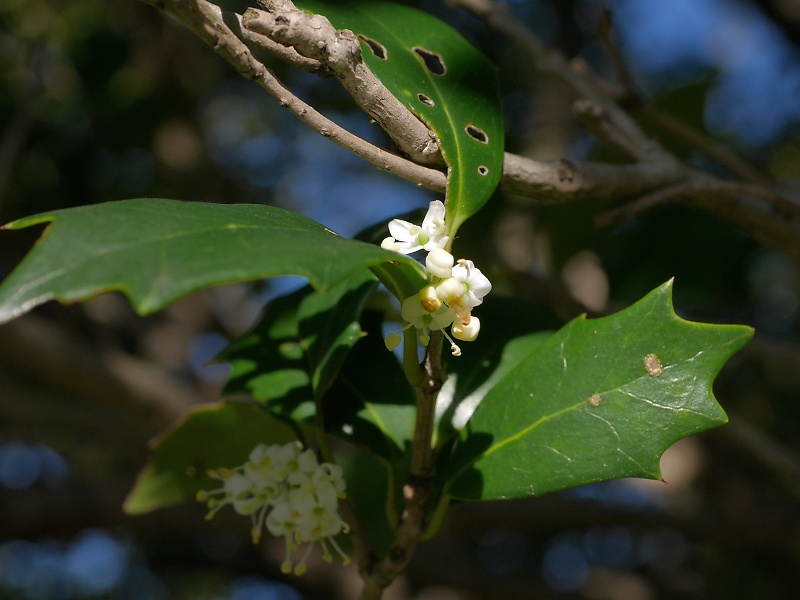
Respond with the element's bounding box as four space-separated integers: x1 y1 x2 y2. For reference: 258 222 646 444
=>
437 259 492 318
452 259 492 308
452 316 481 342
401 293 456 346
381 200 449 254
197 442 349 575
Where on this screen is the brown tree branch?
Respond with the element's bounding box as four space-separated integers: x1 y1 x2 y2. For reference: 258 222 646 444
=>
144 0 800 263
245 1 442 166
138 0 446 192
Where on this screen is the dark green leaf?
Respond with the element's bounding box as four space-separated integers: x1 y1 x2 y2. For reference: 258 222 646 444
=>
448 281 753 500
298 270 378 399
0 199 426 324
222 284 416 459
325 310 416 458
218 286 316 419
124 402 300 515
341 449 398 555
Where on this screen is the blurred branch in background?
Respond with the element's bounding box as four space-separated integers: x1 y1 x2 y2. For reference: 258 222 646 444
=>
2 0 800 598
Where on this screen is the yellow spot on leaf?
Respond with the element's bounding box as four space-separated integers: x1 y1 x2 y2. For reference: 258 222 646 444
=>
644 353 663 376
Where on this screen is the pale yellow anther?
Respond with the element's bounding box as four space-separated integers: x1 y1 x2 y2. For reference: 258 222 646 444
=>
418 285 441 312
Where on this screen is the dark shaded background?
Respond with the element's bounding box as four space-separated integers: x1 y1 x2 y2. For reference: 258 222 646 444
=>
1 0 800 598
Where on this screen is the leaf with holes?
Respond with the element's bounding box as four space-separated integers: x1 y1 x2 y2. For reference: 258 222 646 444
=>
0 198 427 324
298 0 504 232
446 280 753 501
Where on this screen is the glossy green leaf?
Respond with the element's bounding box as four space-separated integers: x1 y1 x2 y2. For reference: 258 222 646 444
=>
124 402 300 515
221 284 415 459
219 286 315 419
342 449 398 555
0 198 426 324
448 281 753 501
436 295 559 438
219 270 378 411
298 0 504 232
325 309 416 458
298 270 378 399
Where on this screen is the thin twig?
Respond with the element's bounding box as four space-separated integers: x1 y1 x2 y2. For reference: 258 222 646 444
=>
635 105 774 185
245 2 442 166
359 332 445 599
447 0 667 163
597 180 800 227
139 0 447 192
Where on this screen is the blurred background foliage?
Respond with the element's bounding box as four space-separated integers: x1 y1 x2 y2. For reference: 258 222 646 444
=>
1 0 800 598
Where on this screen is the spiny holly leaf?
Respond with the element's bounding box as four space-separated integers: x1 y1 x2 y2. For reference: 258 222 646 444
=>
0 199 426 324
448 281 753 501
298 0 504 232
124 402 300 515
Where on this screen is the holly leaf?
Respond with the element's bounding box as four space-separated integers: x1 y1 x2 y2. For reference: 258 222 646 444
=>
325 310 416 458
448 280 753 500
219 270 378 409
298 0 504 231
298 270 378 400
435 295 560 437
0 199 426 324
219 286 315 419
124 402 300 515
219 278 414 460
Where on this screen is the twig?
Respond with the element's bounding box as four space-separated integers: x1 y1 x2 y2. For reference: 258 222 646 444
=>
245 2 442 166
359 332 445 599
138 0 447 192
142 1 800 262
721 415 800 504
597 180 800 227
215 4 325 73
572 97 644 161
0 314 195 426
447 0 668 163
501 153 684 202
635 105 774 185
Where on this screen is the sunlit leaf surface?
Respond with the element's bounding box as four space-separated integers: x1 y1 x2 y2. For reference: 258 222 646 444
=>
0 199 425 323
448 281 753 500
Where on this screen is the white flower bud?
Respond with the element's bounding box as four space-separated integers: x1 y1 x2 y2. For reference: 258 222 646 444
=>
425 247 454 279
380 236 401 251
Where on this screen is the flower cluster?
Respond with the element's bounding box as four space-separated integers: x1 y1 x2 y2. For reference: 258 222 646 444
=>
381 200 491 356
197 442 349 575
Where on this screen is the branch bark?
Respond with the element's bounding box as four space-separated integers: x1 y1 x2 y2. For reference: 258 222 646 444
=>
141 0 800 261
245 1 442 166
359 331 445 600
